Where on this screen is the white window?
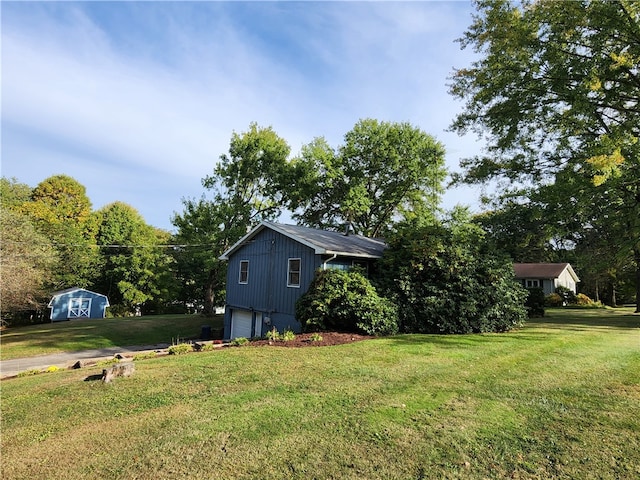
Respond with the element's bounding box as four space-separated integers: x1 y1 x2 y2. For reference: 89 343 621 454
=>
288 258 301 287
526 279 540 288
69 298 91 318
239 260 249 284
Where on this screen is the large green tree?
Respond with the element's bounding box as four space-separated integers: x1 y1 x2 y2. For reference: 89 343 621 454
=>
172 123 291 314
450 0 640 311
288 119 447 237
0 209 57 322
94 202 175 314
0 177 32 211
20 175 100 289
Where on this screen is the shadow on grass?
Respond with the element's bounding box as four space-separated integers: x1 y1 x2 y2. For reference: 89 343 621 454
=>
1 314 225 360
384 309 639 349
84 374 103 382
529 309 640 329
386 333 516 349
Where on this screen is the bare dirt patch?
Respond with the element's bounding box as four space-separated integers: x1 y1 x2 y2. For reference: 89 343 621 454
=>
249 332 371 348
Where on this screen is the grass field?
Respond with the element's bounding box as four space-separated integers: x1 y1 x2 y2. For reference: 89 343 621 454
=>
0 314 224 360
1 308 639 479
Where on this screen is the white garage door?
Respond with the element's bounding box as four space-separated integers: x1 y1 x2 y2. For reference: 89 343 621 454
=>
231 310 253 339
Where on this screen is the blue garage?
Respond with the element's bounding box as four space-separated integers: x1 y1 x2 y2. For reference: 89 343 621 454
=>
48 287 110 322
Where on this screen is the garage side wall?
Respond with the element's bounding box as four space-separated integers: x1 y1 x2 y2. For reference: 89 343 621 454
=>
223 228 320 339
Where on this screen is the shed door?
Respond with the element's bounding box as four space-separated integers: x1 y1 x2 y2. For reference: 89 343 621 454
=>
69 298 91 318
231 310 253 339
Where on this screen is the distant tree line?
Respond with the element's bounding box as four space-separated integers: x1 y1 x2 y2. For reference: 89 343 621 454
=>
1 175 177 324
4 94 636 328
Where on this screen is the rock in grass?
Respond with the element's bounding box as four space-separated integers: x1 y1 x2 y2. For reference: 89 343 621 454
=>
102 362 135 383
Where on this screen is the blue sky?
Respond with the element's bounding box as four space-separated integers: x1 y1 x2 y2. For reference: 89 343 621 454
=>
2 1 484 231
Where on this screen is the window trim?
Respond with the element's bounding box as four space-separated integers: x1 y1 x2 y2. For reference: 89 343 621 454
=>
287 258 301 288
525 279 540 288
68 298 92 318
238 260 249 284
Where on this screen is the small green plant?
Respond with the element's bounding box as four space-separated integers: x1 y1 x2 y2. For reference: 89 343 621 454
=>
555 286 577 305
282 329 296 342
265 327 281 341
296 269 399 335
96 358 121 367
231 337 248 346
133 351 157 361
309 332 323 342
168 343 192 355
200 343 218 352
17 369 41 377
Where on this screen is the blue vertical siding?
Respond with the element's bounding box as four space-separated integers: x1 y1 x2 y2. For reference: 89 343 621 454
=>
222 227 380 339
49 289 109 321
224 228 321 337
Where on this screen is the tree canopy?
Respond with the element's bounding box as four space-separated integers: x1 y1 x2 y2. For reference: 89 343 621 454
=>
1 174 180 323
0 209 57 320
94 201 175 314
19 175 101 289
288 119 447 237
172 123 291 314
449 0 640 311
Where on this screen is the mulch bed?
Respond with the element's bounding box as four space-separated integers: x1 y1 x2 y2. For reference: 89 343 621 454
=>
248 332 371 348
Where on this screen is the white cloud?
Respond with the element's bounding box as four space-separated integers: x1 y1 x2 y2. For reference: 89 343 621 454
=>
2 1 484 230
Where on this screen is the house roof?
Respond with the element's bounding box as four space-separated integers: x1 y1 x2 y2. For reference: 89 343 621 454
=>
513 263 579 282
219 221 387 260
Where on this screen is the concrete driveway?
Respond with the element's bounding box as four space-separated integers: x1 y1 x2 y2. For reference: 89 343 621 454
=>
0 344 170 379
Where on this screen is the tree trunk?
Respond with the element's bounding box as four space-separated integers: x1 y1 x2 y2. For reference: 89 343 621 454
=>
203 269 217 316
611 283 617 308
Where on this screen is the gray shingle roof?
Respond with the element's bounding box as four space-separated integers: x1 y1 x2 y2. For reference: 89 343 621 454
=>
220 221 386 260
513 263 579 281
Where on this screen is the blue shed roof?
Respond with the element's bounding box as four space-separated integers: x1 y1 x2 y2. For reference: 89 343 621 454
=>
220 221 387 260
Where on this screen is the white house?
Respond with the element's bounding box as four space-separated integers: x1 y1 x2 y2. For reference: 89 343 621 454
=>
513 263 579 295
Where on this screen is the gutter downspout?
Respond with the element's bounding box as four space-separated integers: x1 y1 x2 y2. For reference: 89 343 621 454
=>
323 254 337 270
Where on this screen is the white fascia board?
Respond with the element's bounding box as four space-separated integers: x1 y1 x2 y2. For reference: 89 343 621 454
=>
565 264 580 282
219 222 272 260
324 250 382 259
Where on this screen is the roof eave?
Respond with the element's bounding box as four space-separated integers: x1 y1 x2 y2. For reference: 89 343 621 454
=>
324 250 383 259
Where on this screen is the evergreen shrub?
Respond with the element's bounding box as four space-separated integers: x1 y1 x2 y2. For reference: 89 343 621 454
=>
375 219 528 333
525 288 545 317
295 269 398 336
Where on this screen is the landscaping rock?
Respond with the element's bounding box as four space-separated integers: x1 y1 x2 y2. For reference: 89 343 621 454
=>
102 362 135 383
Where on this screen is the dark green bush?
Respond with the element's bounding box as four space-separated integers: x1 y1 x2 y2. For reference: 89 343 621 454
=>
295 269 398 336
525 288 545 317
375 218 528 334
555 286 577 305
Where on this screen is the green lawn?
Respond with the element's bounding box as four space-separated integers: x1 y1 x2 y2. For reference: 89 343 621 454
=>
0 314 224 360
1 308 639 479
